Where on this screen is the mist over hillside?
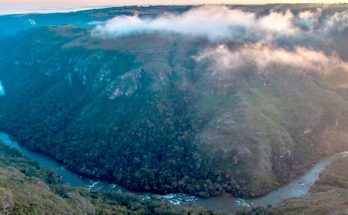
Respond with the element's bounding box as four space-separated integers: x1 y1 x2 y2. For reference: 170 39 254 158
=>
0 4 348 209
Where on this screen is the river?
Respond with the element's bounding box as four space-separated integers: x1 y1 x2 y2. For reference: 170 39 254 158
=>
0 131 346 212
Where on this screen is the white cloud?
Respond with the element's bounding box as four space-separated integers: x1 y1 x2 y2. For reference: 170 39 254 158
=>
322 10 348 33
92 5 348 78
92 5 300 41
92 5 348 42
294 9 322 31
299 10 316 19
258 10 297 35
195 43 348 74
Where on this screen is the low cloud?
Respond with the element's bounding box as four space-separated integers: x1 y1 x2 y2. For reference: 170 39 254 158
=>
323 10 348 33
92 6 254 40
294 9 322 31
92 5 348 79
195 43 348 74
258 10 297 35
92 5 348 42
92 5 301 41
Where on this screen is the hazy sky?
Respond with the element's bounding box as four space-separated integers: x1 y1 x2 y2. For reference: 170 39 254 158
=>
0 0 347 15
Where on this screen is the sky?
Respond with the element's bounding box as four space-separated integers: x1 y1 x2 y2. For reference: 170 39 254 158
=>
0 0 347 15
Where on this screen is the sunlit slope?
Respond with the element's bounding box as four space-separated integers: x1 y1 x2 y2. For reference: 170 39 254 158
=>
1 24 348 198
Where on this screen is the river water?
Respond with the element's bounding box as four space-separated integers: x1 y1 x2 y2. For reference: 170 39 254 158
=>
0 131 346 212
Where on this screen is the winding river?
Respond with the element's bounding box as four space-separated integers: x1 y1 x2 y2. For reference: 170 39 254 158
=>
0 131 346 212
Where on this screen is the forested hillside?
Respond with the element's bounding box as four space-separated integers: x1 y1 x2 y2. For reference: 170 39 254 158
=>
0 141 229 214
1 4 348 199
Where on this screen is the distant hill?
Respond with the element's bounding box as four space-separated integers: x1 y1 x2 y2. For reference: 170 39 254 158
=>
0 6 191 37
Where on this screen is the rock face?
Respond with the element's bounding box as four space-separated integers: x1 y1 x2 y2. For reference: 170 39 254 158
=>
1 5 348 198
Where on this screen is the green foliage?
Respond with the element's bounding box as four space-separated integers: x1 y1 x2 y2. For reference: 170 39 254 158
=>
0 26 238 198
1 20 348 199
0 142 229 215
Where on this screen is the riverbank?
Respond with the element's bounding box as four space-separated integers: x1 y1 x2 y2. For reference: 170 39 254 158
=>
1 131 346 213
0 137 226 215
272 154 348 215
0 132 198 205
196 152 348 212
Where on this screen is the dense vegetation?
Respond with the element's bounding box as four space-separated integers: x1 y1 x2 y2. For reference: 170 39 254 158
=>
0 26 245 198
0 141 234 214
1 5 348 200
